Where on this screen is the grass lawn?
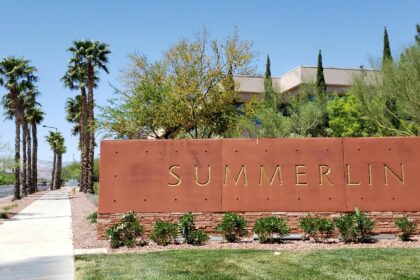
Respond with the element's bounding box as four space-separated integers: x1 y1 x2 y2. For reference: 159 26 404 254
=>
75 248 420 280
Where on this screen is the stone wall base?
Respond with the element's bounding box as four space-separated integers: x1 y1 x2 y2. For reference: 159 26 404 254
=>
97 211 420 240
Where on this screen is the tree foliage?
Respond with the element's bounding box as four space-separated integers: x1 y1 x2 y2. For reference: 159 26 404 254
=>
237 83 328 138
100 29 255 139
352 44 420 136
327 94 378 137
383 27 393 63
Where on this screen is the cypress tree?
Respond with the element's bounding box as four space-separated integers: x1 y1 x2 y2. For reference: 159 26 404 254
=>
265 55 271 79
313 49 329 136
316 50 326 95
415 24 420 45
382 27 399 129
264 55 274 104
383 27 393 63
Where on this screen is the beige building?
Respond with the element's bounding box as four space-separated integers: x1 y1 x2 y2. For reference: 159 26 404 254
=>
234 66 375 102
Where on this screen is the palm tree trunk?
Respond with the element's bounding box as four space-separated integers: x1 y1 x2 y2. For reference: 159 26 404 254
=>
50 152 56 190
80 86 88 192
86 63 95 194
27 124 33 193
54 152 62 189
32 122 38 192
13 118 21 200
22 122 28 196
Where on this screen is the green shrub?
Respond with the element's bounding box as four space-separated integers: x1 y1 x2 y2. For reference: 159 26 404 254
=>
299 214 334 243
150 220 178 246
106 211 144 248
216 212 248 242
395 216 417 241
253 216 289 243
0 212 7 219
0 172 14 185
353 209 375 242
179 212 209 246
87 212 97 223
318 218 335 242
179 212 195 243
334 213 356 243
299 214 319 241
93 182 99 195
188 229 210 245
335 208 374 243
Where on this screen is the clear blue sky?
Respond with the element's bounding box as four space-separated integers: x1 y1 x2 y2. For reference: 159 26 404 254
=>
0 0 419 162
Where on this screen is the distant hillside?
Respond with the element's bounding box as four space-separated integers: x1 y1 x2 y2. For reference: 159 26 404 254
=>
37 160 74 179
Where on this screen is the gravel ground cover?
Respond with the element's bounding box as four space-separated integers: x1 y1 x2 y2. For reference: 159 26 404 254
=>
108 235 420 254
70 188 107 249
69 188 420 253
0 190 49 225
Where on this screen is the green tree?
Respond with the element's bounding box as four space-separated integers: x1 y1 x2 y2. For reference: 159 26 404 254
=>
65 96 81 136
0 140 14 185
26 105 44 191
327 94 378 137
100 29 254 139
0 57 38 200
383 27 393 63
46 131 65 190
352 44 420 136
416 24 420 45
264 55 276 106
66 40 110 194
313 50 329 136
62 63 89 192
238 83 326 138
62 162 81 181
316 50 327 95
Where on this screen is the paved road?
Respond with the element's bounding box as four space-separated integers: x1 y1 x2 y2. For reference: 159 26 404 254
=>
0 188 74 279
0 184 50 198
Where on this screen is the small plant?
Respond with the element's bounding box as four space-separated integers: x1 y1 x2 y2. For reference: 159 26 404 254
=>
335 208 374 243
87 212 97 223
106 211 144 248
318 218 335 242
179 212 209 246
188 229 210 246
299 214 319 241
2 203 17 212
253 216 289 243
395 216 417 241
216 212 248 242
299 214 334 243
353 209 375 242
334 213 356 243
0 212 7 219
150 220 178 246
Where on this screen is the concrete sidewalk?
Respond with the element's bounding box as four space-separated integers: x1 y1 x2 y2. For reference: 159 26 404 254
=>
0 188 74 280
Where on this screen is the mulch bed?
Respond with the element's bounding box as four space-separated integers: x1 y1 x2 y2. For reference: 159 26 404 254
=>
70 188 108 249
68 189 420 253
109 236 420 254
0 190 49 225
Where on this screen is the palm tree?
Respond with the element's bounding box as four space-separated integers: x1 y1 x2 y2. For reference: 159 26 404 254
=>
22 89 40 193
62 63 88 192
26 105 44 193
46 131 65 190
65 95 81 136
67 40 110 193
54 142 66 190
0 57 37 200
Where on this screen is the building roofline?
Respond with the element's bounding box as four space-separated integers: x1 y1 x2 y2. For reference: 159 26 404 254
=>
234 65 377 79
